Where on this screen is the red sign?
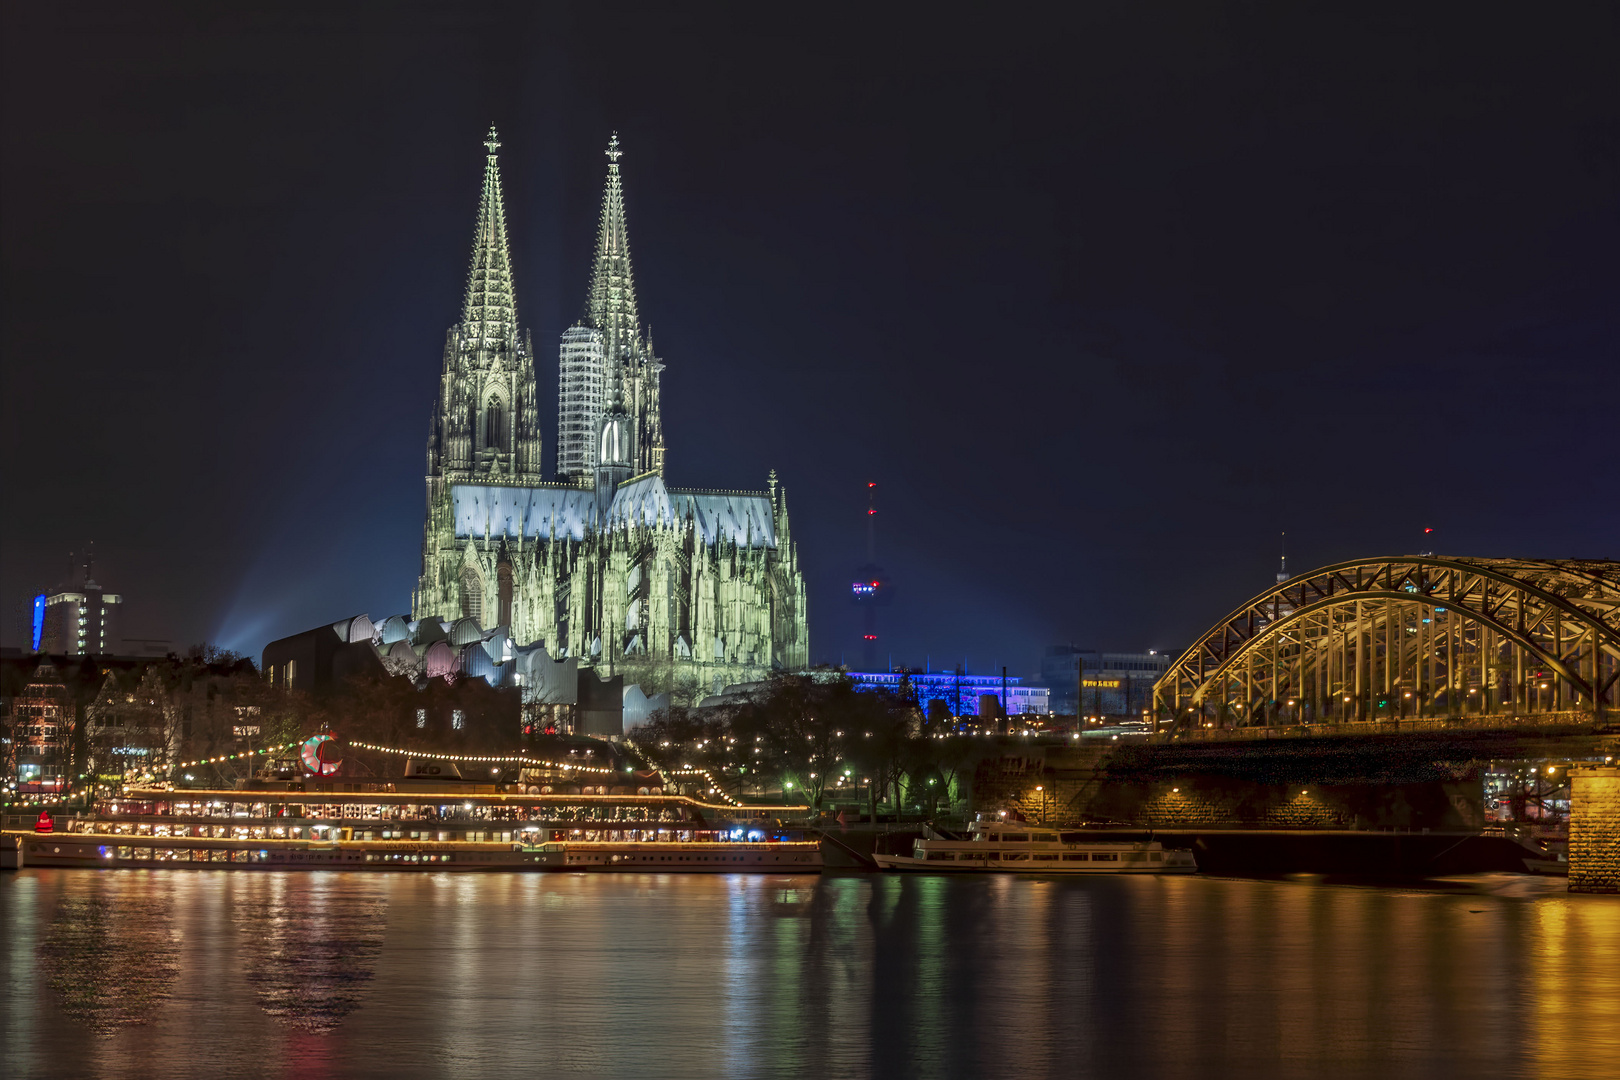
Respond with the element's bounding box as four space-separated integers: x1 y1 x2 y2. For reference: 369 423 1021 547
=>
35 811 54 833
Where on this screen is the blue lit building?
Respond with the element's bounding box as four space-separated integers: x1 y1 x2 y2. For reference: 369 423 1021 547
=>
847 671 1050 716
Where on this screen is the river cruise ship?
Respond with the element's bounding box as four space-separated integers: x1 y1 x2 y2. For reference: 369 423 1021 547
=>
3 773 821 874
872 817 1197 874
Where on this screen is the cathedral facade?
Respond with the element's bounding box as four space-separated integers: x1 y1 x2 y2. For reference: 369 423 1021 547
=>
414 129 808 698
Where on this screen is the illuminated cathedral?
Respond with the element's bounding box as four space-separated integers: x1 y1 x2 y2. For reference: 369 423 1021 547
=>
413 129 808 698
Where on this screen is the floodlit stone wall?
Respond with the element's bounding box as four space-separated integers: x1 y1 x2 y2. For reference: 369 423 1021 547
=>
1569 766 1620 894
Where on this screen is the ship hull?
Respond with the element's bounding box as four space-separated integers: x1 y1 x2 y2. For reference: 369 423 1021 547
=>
4 831 821 873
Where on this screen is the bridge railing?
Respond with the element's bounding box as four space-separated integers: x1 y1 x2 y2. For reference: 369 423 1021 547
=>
1156 710 1603 742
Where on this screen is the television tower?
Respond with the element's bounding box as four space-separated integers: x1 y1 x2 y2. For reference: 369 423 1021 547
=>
851 481 892 670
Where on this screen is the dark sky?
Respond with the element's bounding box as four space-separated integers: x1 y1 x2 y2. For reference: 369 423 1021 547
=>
3 3 1616 677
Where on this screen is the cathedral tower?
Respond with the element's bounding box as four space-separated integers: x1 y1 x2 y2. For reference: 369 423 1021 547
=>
415 128 808 698
417 127 543 623
556 133 665 482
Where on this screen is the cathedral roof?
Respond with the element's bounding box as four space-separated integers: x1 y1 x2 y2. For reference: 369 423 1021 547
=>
450 477 777 548
461 126 519 352
453 484 599 542
611 473 778 548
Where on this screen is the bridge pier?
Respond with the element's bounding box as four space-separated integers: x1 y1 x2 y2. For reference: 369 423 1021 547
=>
1570 765 1620 893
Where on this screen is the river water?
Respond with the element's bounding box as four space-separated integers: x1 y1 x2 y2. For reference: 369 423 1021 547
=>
2 869 1616 1079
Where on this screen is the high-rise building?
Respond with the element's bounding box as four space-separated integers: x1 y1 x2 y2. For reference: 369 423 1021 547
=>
38 553 121 656
414 130 807 697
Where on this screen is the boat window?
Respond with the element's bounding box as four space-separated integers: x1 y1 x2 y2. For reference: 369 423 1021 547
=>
926 851 956 861
1151 852 1163 861
1003 851 1030 861
1122 852 1147 861
1002 834 1028 842
1092 852 1119 861
1031 834 1057 843
984 851 1001 860
1059 832 1088 843
1062 853 1089 861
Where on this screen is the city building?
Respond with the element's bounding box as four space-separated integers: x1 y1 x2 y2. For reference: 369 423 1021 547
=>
847 670 1050 716
413 129 808 700
3 662 71 789
38 555 122 656
1041 646 1171 718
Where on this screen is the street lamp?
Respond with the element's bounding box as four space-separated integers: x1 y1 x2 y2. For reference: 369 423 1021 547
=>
1034 784 1045 825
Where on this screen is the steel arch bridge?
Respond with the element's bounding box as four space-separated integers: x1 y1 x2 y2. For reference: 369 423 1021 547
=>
1153 556 1620 730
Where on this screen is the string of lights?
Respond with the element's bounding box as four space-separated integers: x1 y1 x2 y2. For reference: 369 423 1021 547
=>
623 739 741 806
171 741 304 770
346 740 616 774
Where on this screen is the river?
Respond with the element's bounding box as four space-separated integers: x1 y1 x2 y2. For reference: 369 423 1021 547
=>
2 869 1617 1079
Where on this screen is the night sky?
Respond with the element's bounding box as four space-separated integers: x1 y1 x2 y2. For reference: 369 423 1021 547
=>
2 3 1616 677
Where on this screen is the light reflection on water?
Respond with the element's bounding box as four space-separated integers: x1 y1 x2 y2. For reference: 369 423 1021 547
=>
2 870 1617 1079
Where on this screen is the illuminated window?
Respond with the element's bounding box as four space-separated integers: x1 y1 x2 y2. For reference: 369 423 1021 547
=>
416 708 426 729
452 710 465 730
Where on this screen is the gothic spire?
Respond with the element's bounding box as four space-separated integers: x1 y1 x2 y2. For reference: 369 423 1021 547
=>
587 132 641 364
462 125 518 352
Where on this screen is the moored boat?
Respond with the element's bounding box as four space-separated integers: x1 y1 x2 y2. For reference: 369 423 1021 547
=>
873 816 1197 874
3 770 821 873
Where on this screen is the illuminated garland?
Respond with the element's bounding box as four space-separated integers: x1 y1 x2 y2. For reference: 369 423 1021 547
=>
623 739 741 807
172 741 303 770
347 740 615 774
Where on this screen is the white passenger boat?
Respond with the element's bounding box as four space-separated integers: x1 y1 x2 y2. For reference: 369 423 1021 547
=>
872 817 1196 874
2 770 821 873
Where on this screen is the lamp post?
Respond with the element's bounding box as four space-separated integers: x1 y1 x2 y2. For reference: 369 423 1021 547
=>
1035 784 1045 825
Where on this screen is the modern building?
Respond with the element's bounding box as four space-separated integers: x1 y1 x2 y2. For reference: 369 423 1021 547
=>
262 613 667 740
1041 646 1171 718
413 129 808 700
847 670 1050 717
38 555 121 656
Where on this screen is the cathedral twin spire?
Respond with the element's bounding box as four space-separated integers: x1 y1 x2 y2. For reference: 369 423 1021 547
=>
435 127 663 488
462 126 519 355
588 133 642 369
559 131 665 482
425 126 540 490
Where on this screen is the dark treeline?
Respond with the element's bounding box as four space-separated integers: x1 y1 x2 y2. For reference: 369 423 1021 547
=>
633 672 989 815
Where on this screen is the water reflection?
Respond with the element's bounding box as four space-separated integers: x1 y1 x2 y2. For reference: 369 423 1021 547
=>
36 874 182 1035
1 870 1616 1079
232 874 386 1031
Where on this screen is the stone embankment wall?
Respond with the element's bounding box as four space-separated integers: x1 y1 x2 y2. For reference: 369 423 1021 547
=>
974 741 1485 830
1570 766 1619 894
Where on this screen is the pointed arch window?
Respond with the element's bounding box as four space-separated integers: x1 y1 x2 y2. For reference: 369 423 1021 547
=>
485 397 506 450
460 565 484 624
497 563 514 628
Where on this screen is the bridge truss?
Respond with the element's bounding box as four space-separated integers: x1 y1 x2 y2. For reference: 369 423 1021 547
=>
1154 557 1620 729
